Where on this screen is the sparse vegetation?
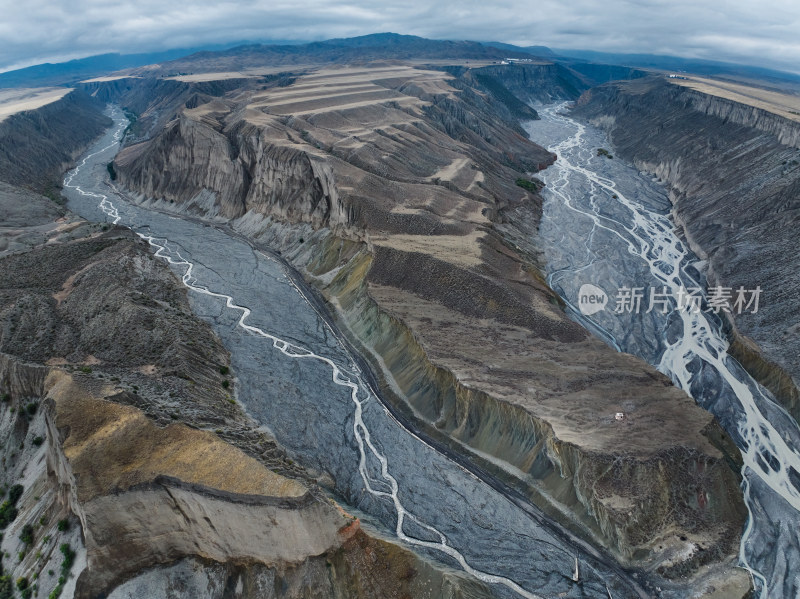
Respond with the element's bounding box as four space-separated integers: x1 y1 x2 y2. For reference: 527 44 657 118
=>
56 519 69 533
597 148 613 159
122 108 138 138
515 178 542 193
19 524 34 545
0 486 23 529
473 72 538 120
16 576 31 599
47 544 75 599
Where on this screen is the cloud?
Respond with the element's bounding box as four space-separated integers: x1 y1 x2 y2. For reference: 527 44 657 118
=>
2 0 799 74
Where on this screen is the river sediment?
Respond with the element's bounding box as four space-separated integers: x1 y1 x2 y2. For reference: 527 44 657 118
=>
63 107 644 599
528 103 800 598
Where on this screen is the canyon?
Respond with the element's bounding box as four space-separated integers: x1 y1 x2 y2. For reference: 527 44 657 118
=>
0 179 490 599
1 33 798 599
572 78 800 417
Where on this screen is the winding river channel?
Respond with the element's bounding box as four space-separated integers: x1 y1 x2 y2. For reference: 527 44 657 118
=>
527 103 800 599
62 109 651 599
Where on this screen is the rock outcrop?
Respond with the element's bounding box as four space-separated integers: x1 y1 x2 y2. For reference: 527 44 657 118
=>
0 185 495 599
0 90 110 193
110 62 749 592
43 370 348 597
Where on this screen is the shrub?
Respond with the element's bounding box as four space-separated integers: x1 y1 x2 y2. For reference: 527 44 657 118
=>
32 437 44 447
515 178 541 193
218 366 229 375
19 524 34 545
0 485 24 529
8 486 23 504
56 519 69 532
221 380 230 389
0 575 11 599
59 544 74 570
0 504 18 529
47 544 75 599
106 162 117 181
25 403 37 416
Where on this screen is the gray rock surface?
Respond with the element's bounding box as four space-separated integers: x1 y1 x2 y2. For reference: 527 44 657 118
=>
94 61 749 593
0 180 489 599
573 77 800 419
0 90 110 192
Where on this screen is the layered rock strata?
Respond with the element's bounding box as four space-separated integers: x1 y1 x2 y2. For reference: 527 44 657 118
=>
109 62 750 591
573 77 800 419
0 185 493 599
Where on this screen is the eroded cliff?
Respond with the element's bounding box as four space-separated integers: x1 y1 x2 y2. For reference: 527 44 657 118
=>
0 90 110 194
0 185 494 599
108 62 750 593
573 77 800 419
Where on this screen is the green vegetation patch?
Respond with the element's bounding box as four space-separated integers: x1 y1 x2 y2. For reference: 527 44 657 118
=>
0 485 24 529
47 544 75 599
515 177 544 193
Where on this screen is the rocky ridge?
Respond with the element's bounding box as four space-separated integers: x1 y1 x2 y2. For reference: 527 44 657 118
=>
0 184 494 599
106 62 750 593
573 77 800 420
0 90 110 194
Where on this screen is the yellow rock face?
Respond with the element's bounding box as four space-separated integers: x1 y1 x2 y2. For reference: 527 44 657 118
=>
46 370 307 502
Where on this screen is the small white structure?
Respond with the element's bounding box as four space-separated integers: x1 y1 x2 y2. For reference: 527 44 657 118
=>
614 412 626 421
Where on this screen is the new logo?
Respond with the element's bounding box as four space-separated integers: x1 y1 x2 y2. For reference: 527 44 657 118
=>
577 284 608 315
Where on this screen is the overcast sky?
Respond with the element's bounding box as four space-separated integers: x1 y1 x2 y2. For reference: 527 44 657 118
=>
1 0 799 74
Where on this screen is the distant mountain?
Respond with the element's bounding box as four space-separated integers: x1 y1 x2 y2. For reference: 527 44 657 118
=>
10 33 794 93
0 43 271 88
482 42 557 58
132 33 535 77
553 49 800 89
